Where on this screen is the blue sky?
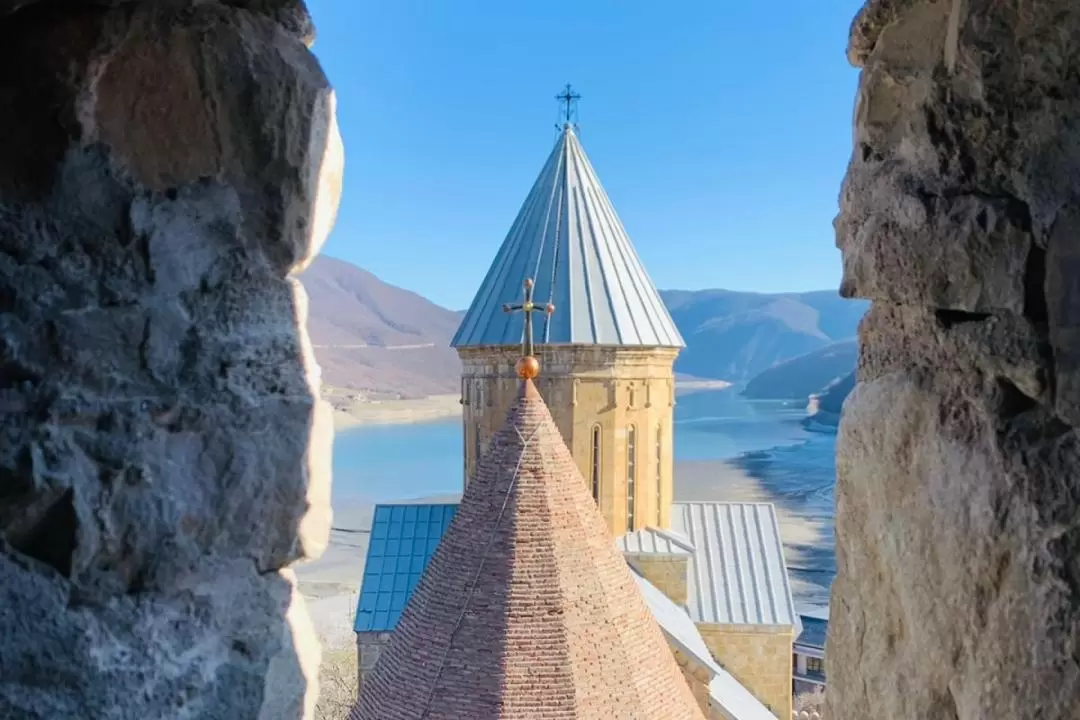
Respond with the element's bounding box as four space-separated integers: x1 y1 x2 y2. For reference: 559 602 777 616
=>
307 1 864 310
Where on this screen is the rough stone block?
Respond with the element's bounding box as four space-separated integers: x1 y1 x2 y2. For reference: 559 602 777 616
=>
0 1 343 717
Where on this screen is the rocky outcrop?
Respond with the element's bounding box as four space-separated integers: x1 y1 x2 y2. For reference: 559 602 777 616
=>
0 1 343 718
829 1 1080 719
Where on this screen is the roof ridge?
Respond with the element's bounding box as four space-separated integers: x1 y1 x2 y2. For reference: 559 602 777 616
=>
646 526 697 552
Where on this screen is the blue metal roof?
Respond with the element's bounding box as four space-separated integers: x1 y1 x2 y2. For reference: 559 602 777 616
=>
353 504 457 633
451 124 684 349
795 614 828 650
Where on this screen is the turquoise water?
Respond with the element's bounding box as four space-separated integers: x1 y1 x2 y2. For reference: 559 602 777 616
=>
331 388 836 507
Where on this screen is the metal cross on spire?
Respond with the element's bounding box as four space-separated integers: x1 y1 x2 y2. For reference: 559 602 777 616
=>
556 83 581 125
503 278 555 379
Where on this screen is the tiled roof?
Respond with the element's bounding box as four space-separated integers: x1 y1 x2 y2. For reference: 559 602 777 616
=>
631 571 777 720
353 504 457 632
671 502 797 627
618 526 696 555
350 380 705 720
451 124 684 349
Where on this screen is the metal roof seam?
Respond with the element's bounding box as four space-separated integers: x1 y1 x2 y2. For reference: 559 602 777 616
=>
452 125 682 348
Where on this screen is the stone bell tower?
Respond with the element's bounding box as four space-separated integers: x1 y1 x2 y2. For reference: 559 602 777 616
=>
451 88 684 536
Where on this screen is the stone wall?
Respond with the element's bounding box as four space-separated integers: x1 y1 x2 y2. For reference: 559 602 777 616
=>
670 647 716 718
458 344 679 534
355 631 391 700
625 554 689 606
698 624 794 720
830 1 1080 719
0 1 343 718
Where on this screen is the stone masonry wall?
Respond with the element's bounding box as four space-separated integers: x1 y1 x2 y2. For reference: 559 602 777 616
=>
0 1 343 718
829 1 1080 718
459 345 679 535
355 631 391 701
625 554 689 607
671 648 715 718
698 624 794 720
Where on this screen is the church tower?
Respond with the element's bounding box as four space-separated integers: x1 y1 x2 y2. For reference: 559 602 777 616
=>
351 359 706 720
452 88 684 535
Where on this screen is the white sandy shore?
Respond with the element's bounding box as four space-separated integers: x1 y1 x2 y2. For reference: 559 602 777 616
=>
326 392 462 430
322 379 732 433
296 448 833 649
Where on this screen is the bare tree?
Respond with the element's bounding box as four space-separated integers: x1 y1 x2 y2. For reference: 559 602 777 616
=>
794 686 826 716
315 647 359 720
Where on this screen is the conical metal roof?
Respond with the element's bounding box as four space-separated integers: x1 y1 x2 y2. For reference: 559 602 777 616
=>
451 125 684 348
350 380 705 720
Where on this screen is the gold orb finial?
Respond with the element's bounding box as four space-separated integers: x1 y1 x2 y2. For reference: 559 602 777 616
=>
516 356 540 379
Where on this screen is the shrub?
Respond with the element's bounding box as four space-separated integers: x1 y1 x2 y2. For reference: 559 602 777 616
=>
315 647 359 720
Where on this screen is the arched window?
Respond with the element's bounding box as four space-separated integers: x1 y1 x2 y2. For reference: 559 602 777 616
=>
627 425 637 531
590 425 602 503
475 424 482 467
655 424 663 525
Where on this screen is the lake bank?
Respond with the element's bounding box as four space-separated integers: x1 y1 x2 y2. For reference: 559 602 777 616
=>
323 378 735 431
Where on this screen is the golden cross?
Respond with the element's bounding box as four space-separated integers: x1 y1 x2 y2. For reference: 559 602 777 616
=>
502 278 555 358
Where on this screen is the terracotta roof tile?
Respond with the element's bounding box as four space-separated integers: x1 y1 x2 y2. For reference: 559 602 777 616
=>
350 379 706 719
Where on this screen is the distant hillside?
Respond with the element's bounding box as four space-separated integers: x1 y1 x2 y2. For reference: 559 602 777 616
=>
299 256 462 399
660 289 867 383
742 340 859 400
804 370 857 429
300 256 869 399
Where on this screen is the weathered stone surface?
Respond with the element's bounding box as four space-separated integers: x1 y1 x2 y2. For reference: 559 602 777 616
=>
830 1 1080 718
0 0 341 718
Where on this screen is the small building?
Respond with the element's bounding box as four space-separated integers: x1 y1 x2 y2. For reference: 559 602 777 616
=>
792 605 828 696
618 507 800 717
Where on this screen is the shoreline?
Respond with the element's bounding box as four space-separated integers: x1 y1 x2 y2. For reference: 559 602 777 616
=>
327 392 461 430
326 379 736 431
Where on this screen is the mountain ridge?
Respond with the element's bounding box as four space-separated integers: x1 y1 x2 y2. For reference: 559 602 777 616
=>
741 340 859 400
302 255 868 399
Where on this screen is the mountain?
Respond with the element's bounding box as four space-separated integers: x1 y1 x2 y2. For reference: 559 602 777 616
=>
804 370 857 429
299 256 462 399
660 289 868 383
742 340 859 400
300 256 869 399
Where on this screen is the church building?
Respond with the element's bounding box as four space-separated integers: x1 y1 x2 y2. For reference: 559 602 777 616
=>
352 91 798 720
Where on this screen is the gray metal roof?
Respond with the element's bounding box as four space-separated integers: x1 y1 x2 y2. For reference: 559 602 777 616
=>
631 571 778 720
618 526 696 555
671 502 797 627
451 124 684 348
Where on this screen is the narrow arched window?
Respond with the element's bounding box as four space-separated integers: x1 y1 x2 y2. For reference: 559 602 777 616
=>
627 425 637 530
475 424 482 467
591 425 602 503
655 424 663 525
